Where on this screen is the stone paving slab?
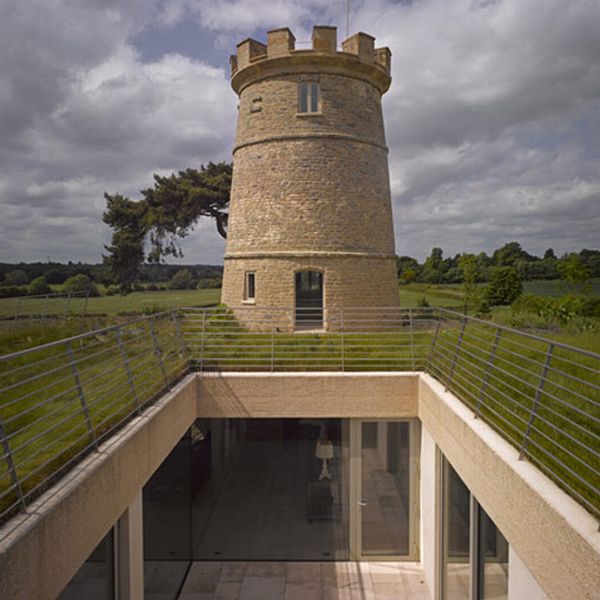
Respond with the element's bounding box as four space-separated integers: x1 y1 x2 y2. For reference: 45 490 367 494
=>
176 561 431 600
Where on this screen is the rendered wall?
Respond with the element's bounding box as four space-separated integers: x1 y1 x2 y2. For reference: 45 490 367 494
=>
196 372 419 418
508 547 550 600
419 426 438 600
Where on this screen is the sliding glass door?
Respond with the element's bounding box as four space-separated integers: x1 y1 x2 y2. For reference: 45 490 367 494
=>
350 420 419 560
440 455 509 600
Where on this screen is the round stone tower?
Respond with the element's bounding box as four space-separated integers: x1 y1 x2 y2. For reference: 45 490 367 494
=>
221 26 399 329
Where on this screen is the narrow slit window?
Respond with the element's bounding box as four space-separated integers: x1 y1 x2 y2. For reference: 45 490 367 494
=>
298 82 320 114
244 272 256 301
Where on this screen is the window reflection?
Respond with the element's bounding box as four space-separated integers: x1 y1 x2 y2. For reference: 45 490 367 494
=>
441 456 509 600
361 421 413 556
442 461 471 600
58 530 114 600
479 506 509 600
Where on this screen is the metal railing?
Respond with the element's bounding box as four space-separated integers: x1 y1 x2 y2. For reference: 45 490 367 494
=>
0 310 187 526
181 306 436 372
0 291 91 322
426 309 600 521
0 305 598 529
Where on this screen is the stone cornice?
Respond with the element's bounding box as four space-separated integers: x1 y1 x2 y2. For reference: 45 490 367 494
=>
231 52 391 95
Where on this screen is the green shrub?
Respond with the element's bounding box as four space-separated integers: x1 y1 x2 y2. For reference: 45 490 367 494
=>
485 267 523 306
168 269 195 290
28 276 51 296
64 274 99 297
2 270 29 286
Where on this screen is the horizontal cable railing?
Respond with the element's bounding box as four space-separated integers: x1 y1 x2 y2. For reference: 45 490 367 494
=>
0 311 188 526
0 304 598 530
426 309 599 521
181 306 435 372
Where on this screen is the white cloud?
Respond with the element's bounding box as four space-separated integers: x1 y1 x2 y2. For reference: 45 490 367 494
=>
0 1 235 263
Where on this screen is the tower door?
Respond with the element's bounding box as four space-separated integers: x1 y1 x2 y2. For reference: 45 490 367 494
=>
295 271 323 329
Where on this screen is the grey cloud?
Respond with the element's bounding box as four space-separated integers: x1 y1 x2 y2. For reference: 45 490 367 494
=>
1 0 599 266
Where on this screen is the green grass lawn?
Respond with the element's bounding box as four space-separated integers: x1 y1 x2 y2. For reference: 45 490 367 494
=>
0 314 187 520
1 303 597 523
0 288 220 319
399 283 464 308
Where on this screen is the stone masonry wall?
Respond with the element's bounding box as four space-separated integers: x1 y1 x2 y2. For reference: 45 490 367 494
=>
221 30 399 324
226 138 395 255
221 255 400 328
235 73 386 147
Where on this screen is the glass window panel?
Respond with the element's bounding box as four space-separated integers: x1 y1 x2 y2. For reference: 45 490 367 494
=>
310 82 320 112
298 82 308 112
191 418 348 560
361 421 412 556
143 431 192 598
479 507 509 600
58 530 114 600
245 272 255 299
442 460 471 600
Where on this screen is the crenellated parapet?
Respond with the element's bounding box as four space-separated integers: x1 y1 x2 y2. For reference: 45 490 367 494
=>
230 25 391 94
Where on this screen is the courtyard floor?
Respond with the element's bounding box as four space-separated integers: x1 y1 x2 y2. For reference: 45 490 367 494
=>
145 560 432 600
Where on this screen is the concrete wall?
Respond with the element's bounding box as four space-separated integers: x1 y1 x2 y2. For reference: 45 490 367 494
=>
418 374 600 600
196 372 419 418
0 375 197 600
509 547 550 600
419 426 438 600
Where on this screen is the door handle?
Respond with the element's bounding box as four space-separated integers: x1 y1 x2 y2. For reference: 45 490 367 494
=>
358 500 367 507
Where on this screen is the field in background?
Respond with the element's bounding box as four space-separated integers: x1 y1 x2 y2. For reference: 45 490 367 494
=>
399 278 600 307
0 288 220 319
1 280 599 353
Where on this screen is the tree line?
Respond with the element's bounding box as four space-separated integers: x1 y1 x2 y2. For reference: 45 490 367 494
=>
0 262 223 298
397 243 600 285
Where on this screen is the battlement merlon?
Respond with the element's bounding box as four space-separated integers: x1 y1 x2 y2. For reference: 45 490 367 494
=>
229 26 392 95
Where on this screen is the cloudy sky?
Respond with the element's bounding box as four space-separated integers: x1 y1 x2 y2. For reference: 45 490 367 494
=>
1 0 599 265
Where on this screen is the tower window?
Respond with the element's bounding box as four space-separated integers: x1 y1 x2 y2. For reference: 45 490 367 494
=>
244 271 256 302
298 82 320 114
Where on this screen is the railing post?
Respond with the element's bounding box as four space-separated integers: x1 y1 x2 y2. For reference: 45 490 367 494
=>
41 293 50 323
340 308 345 372
0 418 26 510
426 312 442 373
64 292 72 318
270 313 275 372
171 310 189 364
149 318 168 385
66 341 97 448
445 317 467 392
520 343 554 460
475 328 502 418
116 327 140 414
200 309 207 371
16 296 23 321
82 291 90 317
409 308 415 371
